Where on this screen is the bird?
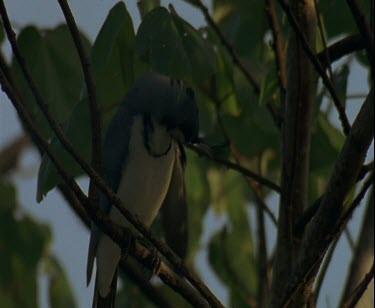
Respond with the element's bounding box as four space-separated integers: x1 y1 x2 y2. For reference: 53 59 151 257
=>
86 72 199 308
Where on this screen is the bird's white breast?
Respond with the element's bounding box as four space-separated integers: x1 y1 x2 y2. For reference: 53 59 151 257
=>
96 115 175 296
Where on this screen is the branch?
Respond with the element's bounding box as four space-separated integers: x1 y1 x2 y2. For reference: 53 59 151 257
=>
183 0 260 93
183 0 282 127
340 188 374 306
342 262 374 308
0 6 222 305
277 0 351 136
278 83 374 306
346 0 374 74
186 143 281 195
0 69 219 307
270 1 317 305
56 0 102 204
317 34 365 67
265 0 287 100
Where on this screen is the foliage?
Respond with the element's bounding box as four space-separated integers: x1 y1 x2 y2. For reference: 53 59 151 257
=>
0 0 373 307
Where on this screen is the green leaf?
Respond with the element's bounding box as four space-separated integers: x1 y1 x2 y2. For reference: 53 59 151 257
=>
0 181 51 307
136 7 216 82
213 0 268 61
46 255 77 308
37 2 137 201
185 150 210 258
137 0 160 19
309 113 345 202
208 169 257 301
11 25 91 138
319 0 371 39
222 68 280 158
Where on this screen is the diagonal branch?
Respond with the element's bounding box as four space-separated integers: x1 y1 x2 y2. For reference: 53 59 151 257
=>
265 0 287 101
0 68 221 308
277 0 351 136
279 85 374 306
317 34 365 67
56 0 102 205
346 0 374 74
186 143 281 195
342 261 374 308
183 0 282 127
0 3 223 306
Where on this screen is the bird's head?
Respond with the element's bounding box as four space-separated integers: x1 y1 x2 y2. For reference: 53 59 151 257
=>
126 72 199 143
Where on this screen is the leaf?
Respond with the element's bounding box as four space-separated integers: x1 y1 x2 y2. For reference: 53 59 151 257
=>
37 2 137 201
137 0 160 19
0 180 51 308
222 68 280 158
213 0 268 60
207 169 257 301
46 255 77 308
185 150 210 258
309 113 345 202
11 25 91 138
136 7 216 82
319 0 371 39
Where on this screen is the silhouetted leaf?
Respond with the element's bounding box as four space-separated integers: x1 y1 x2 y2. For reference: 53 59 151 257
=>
136 7 216 82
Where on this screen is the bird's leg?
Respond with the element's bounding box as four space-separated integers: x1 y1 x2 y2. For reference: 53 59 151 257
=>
136 236 161 280
121 227 136 260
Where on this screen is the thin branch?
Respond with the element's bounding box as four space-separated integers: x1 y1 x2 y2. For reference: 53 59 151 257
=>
265 0 287 100
313 0 335 86
0 69 220 308
282 171 374 307
311 236 340 306
277 0 352 136
56 0 102 205
183 0 283 127
186 143 281 195
342 262 374 308
0 5 222 305
183 0 260 93
346 0 374 74
317 34 365 67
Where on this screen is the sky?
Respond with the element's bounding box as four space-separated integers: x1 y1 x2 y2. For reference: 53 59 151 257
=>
0 1 373 308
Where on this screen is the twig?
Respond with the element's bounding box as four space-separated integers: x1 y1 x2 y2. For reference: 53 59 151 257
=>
346 0 374 74
313 0 335 86
317 34 365 67
277 0 352 136
0 4 223 305
184 0 283 127
183 0 260 93
186 143 281 195
282 172 374 307
0 69 221 308
265 0 287 101
56 0 102 204
311 236 340 305
342 262 374 308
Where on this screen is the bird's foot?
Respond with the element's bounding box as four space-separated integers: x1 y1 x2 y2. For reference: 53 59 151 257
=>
121 227 136 260
137 236 161 280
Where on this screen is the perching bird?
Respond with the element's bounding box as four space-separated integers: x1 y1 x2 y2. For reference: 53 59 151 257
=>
86 72 199 308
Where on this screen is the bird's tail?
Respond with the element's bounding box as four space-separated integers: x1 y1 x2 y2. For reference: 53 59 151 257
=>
92 268 118 308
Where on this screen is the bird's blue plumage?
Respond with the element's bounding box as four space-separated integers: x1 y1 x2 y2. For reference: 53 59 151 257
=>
86 72 199 307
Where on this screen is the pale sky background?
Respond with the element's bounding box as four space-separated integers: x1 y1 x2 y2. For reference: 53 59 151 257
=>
0 1 373 308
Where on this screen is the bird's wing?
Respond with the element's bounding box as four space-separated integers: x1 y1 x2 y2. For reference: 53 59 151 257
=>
160 142 188 259
86 106 134 285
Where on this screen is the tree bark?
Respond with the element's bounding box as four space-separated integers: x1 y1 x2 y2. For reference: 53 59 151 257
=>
270 0 317 306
